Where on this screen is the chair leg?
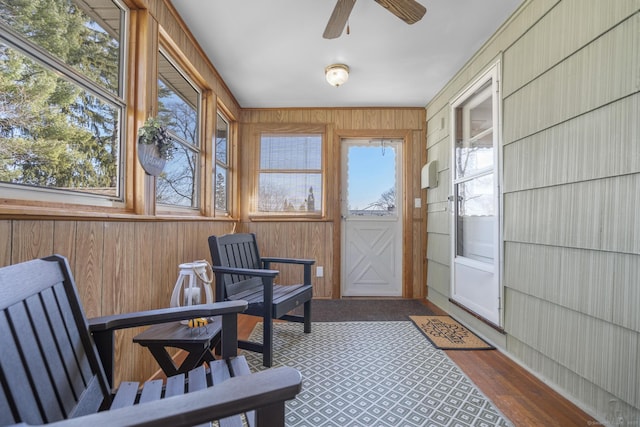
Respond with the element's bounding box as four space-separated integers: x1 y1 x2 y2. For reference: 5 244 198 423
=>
303 300 311 333
263 314 273 368
255 402 285 427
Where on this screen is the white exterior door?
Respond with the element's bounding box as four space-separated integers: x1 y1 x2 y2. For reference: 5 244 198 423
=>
341 139 402 297
450 63 502 326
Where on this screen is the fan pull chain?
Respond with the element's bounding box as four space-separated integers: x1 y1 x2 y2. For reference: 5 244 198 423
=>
347 20 350 35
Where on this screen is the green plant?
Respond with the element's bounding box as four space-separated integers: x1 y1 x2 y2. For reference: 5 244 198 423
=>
138 117 175 160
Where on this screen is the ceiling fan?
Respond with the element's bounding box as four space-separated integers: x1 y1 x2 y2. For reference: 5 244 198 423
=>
323 0 427 39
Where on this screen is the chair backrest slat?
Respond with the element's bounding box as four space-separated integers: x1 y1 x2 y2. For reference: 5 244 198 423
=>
0 256 110 425
0 310 47 424
210 234 263 299
0 380 16 426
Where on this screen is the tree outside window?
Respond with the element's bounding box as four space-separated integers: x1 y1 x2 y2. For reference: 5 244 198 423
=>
155 50 201 209
0 0 126 200
214 111 230 214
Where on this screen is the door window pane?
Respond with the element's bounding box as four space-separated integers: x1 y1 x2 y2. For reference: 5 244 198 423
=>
347 144 397 217
455 85 493 179
455 174 494 263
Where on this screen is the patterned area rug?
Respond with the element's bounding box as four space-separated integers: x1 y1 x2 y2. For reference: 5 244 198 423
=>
244 322 512 427
410 316 495 350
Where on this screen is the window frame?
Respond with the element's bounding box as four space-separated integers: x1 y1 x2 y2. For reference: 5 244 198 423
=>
0 0 129 211
154 45 203 214
251 125 326 219
213 108 232 217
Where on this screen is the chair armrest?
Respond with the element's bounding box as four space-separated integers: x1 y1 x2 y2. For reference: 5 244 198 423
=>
211 265 279 278
88 300 248 332
260 258 314 288
261 256 315 266
15 367 302 427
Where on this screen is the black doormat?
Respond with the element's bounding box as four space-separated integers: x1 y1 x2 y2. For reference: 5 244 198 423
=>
293 299 437 322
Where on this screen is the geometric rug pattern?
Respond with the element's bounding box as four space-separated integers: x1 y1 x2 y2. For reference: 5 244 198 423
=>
245 322 512 427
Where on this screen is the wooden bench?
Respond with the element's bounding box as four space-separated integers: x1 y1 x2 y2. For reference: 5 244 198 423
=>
208 233 314 367
0 255 301 427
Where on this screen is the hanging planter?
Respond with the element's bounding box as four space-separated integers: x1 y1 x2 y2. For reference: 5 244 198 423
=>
137 117 175 176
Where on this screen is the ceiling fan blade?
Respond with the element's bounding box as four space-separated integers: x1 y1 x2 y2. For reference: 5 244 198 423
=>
374 0 426 25
323 0 357 39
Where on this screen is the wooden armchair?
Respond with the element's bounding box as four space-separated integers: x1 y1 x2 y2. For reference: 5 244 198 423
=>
208 233 314 367
0 255 301 427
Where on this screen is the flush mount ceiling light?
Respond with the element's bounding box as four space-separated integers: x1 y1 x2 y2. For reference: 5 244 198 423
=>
325 64 349 87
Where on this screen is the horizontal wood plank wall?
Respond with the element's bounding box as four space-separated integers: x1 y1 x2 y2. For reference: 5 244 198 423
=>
425 0 640 422
239 108 426 299
0 219 233 384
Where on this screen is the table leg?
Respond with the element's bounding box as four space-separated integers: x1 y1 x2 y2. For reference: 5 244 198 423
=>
146 345 180 377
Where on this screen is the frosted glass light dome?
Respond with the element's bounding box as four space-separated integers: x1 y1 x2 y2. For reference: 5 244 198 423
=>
325 64 349 87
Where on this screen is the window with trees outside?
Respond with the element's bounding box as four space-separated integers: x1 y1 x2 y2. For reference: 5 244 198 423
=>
156 49 201 209
214 111 230 214
0 0 127 204
255 132 322 216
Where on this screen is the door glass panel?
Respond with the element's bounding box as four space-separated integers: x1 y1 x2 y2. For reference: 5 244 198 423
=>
455 174 494 263
469 93 492 138
455 85 493 179
347 144 397 217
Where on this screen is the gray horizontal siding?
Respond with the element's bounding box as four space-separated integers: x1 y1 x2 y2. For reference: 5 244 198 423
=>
504 174 640 254
503 13 639 143
426 106 449 148
503 94 640 192
426 232 450 267
426 135 450 178
507 335 639 422
505 241 640 331
426 207 448 235
505 289 639 409
425 0 640 421
426 259 449 297
502 0 640 97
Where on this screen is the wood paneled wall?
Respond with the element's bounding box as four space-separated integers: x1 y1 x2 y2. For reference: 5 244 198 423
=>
0 219 234 383
239 108 427 299
425 0 640 422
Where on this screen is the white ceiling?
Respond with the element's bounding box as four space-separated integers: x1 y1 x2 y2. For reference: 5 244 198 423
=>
170 0 524 109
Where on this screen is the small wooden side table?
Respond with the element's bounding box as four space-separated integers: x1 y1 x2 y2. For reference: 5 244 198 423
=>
133 317 222 377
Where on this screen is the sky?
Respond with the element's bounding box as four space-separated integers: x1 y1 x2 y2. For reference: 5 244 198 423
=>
347 143 397 210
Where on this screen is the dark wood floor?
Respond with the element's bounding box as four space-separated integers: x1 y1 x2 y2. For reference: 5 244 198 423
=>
236 300 597 426
164 300 597 426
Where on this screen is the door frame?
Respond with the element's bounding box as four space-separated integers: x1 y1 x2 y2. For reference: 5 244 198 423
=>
332 130 413 299
448 60 504 328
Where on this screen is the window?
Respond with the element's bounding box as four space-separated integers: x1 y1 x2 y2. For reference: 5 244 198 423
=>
214 111 230 214
0 0 127 203
255 131 323 216
155 49 201 209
